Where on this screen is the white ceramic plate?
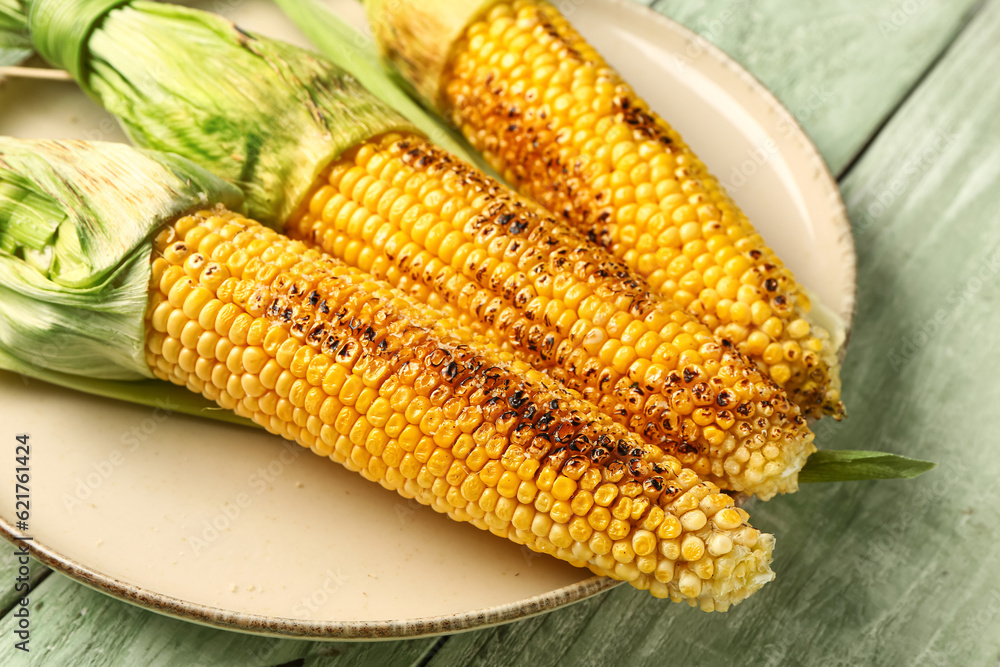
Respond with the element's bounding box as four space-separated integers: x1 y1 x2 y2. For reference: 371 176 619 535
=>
0 0 855 639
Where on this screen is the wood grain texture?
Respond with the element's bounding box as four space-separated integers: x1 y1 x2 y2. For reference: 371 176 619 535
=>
0 573 438 666
3 1 996 665
0 556 46 616
650 0 982 174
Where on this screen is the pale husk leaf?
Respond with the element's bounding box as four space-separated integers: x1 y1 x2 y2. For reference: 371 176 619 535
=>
359 0 497 108
275 0 483 167
0 0 31 65
0 137 242 380
27 0 416 228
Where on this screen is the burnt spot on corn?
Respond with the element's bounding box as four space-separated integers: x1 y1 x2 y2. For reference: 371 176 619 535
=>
612 95 675 148
716 390 735 407
286 122 817 495
508 389 529 409
434 0 843 424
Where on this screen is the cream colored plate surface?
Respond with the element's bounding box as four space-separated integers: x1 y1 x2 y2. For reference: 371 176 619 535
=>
0 0 855 639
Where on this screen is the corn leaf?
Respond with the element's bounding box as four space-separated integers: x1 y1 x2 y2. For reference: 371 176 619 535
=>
273 0 495 174
0 0 30 65
798 449 936 483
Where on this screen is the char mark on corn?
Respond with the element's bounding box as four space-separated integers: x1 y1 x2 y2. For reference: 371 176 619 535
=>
435 0 844 419
287 133 815 499
144 207 775 608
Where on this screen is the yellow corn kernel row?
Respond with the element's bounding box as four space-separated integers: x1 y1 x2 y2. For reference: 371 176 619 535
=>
286 133 814 499
438 0 844 419
144 207 774 609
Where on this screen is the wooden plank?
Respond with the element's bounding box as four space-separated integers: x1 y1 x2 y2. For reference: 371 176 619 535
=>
302 636 440 667
430 1 1000 664
0 573 438 666
650 0 982 174
0 555 47 617
428 593 612 667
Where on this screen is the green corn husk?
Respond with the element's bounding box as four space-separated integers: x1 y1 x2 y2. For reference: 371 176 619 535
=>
273 0 489 173
25 0 415 228
798 450 936 484
357 0 498 109
0 0 30 65
1 0 485 170
0 137 252 424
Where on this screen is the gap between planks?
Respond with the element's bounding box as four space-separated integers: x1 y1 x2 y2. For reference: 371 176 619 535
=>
835 0 990 181
0 565 51 619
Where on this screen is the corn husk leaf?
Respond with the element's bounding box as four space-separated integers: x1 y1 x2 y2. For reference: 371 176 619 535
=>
358 0 497 109
798 450 935 483
273 0 489 171
0 0 30 65
25 0 415 228
0 137 242 381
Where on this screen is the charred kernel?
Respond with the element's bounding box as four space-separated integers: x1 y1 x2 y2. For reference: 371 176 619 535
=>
288 130 817 499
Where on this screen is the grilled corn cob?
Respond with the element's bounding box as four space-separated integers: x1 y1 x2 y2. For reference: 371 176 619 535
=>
285 131 815 498
23 0 816 499
363 0 845 420
0 137 776 609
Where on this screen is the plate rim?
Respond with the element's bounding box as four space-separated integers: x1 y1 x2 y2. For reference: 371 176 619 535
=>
0 515 619 639
0 0 856 639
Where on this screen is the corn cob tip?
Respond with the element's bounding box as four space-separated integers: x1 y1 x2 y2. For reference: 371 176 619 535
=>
752 436 816 501
795 291 848 420
584 506 775 611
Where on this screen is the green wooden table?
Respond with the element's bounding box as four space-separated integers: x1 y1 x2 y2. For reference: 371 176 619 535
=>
4 0 999 664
